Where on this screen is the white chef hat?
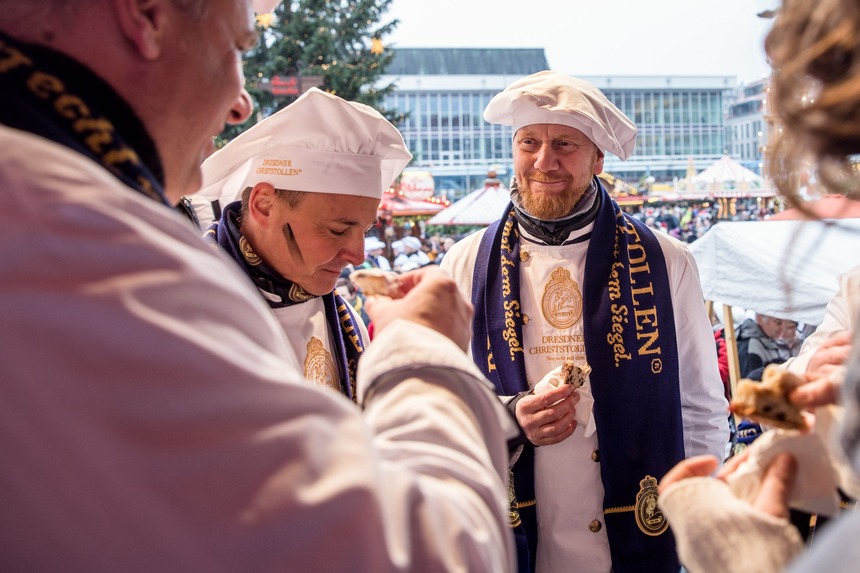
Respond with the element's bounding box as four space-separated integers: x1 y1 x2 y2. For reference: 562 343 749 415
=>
483 71 637 160
401 236 422 251
364 236 386 251
197 88 412 207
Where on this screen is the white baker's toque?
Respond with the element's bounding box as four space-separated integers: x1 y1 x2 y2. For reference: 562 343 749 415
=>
196 88 412 214
364 236 386 252
483 70 637 160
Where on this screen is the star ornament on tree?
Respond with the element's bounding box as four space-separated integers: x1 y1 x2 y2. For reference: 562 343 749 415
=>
256 12 275 28
370 37 384 55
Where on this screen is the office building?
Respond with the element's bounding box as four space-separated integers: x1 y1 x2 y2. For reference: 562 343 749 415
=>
380 48 740 197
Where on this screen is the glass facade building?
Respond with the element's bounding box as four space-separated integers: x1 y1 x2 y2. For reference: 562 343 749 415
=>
380 48 740 198
726 78 770 173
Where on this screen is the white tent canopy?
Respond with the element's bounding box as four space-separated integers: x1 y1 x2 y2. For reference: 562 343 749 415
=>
428 177 510 226
690 219 860 325
690 155 765 186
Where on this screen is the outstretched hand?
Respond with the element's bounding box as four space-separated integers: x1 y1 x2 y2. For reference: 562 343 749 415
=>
659 451 797 520
364 266 473 351
791 330 852 410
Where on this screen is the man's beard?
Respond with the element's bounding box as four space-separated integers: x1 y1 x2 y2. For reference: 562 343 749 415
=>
517 169 594 220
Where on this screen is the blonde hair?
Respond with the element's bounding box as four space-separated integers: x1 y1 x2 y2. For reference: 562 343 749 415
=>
765 0 860 204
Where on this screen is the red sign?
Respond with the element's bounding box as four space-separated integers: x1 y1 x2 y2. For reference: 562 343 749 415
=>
263 75 325 96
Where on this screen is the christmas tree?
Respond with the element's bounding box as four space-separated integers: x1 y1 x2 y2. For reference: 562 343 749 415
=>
223 0 401 142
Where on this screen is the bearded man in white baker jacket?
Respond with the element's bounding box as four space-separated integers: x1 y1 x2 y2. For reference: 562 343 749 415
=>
0 0 519 570
195 88 407 401
440 70 730 573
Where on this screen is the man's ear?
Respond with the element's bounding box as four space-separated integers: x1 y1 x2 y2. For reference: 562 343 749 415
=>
247 183 279 227
112 0 169 60
592 148 606 176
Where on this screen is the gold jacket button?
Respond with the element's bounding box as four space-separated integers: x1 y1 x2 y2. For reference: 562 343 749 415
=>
589 519 602 533
520 249 530 262
591 449 600 462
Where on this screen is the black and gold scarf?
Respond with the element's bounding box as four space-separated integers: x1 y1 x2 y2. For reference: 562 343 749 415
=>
472 179 685 573
0 30 167 205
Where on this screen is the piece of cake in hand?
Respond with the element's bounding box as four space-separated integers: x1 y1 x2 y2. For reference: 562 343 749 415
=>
560 359 592 388
349 269 402 298
730 364 807 430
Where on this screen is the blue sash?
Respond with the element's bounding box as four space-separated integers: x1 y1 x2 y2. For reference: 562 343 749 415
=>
472 183 684 573
205 202 364 400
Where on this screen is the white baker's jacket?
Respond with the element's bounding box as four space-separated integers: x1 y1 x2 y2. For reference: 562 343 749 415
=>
0 125 517 572
271 299 370 397
442 219 729 573
784 264 860 375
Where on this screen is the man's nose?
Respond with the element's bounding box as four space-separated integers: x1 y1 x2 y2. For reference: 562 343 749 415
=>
533 144 559 172
343 235 367 267
227 88 254 125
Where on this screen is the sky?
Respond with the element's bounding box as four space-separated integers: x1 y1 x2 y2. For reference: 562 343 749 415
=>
384 0 776 85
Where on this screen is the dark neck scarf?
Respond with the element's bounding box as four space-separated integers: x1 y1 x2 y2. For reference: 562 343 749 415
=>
509 177 601 246
0 30 167 205
205 202 364 400
471 182 684 573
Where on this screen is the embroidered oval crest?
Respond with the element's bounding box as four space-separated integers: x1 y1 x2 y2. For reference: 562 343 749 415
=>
635 475 669 536
304 336 337 390
541 267 583 329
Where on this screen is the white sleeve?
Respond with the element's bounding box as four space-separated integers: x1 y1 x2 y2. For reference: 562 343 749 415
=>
784 266 860 375
660 478 803 573
357 320 519 572
659 234 731 460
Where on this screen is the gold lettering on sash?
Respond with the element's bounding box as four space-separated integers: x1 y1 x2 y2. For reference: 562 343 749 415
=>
608 304 632 366
608 261 624 301
337 300 363 354
502 299 524 360
624 220 662 359
103 148 141 168
55 94 90 121
3 40 160 202
497 218 524 362
0 42 32 72
27 70 63 99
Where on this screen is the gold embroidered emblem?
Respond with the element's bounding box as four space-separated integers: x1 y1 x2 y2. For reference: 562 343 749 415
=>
288 283 314 303
507 470 521 528
541 267 583 329
635 475 668 536
303 337 337 390
239 236 261 266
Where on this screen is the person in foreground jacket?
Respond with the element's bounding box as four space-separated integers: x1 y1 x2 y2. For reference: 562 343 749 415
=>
0 0 517 570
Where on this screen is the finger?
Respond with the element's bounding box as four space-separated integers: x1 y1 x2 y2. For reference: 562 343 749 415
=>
532 385 578 408
790 379 841 408
754 452 796 519
818 330 852 350
533 420 576 446
659 455 720 493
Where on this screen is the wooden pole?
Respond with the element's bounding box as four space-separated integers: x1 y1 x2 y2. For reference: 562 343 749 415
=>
722 303 742 424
